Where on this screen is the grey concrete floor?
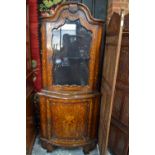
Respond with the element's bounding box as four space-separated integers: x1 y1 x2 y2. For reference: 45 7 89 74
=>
32 136 111 155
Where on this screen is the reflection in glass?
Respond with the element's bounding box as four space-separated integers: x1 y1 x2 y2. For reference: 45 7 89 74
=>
51 20 92 86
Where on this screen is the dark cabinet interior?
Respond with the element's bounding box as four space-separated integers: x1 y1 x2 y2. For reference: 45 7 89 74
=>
52 20 91 85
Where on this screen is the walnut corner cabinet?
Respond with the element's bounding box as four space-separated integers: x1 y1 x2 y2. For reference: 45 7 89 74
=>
38 2 104 154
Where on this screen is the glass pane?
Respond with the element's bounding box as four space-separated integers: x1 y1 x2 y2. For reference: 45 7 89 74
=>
51 20 92 86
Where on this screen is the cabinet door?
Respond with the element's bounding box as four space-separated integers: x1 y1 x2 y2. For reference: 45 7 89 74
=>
98 11 125 155
39 94 100 147
49 99 89 140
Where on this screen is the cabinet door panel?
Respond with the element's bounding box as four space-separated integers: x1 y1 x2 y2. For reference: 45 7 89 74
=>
39 93 100 147
49 100 89 139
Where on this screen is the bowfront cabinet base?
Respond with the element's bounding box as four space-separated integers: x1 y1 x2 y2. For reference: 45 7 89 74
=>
38 90 100 152
40 138 96 154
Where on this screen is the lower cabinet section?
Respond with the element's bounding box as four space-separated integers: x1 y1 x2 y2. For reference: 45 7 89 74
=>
38 90 100 153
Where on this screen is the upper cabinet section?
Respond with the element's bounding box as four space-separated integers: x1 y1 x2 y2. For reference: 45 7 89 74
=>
41 2 104 91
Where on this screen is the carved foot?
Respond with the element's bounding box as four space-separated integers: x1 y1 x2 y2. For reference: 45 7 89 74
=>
41 141 56 152
46 143 55 152
83 143 96 154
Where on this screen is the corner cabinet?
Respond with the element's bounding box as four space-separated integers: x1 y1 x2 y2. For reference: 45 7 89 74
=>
38 2 104 154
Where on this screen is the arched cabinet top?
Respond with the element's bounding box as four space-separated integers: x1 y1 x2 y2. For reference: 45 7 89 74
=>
41 2 104 25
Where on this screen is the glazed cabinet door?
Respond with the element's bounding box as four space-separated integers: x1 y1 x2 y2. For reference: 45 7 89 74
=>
41 3 103 91
98 11 125 155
